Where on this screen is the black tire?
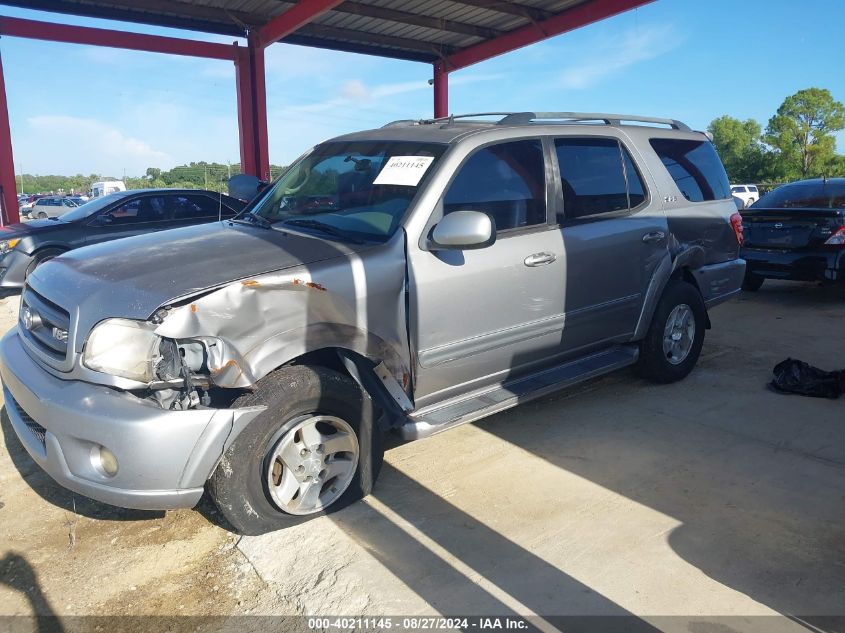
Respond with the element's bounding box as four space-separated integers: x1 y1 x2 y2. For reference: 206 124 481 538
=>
208 364 383 535
635 280 706 384
742 273 765 292
37 212 48 219
25 247 66 278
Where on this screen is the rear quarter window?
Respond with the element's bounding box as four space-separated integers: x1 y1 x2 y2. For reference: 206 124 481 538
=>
650 138 731 202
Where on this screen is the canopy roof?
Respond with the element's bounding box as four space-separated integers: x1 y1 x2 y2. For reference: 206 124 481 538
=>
0 0 651 65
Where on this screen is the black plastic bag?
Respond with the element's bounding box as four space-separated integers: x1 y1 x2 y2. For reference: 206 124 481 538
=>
769 358 845 399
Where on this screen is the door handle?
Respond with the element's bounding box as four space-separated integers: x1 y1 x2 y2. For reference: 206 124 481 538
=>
642 231 666 244
524 252 556 267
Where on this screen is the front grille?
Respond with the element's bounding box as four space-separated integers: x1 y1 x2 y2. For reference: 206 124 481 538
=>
6 391 46 450
20 286 70 361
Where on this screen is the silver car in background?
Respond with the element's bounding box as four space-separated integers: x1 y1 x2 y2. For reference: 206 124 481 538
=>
0 112 745 534
28 195 80 219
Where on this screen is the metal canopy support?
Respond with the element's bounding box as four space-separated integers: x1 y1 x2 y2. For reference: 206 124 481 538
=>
236 35 270 181
258 0 345 47
433 61 448 119
0 50 18 224
445 0 655 71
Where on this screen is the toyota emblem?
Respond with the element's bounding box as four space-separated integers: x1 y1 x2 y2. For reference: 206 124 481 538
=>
21 307 38 331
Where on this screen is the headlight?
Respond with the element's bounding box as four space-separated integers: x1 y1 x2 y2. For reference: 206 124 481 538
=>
0 238 20 254
83 319 161 382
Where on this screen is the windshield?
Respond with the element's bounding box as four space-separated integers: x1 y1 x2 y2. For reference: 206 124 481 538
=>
58 192 129 221
754 181 845 209
250 140 446 242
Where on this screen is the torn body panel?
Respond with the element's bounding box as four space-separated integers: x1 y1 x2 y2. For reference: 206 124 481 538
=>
153 231 412 395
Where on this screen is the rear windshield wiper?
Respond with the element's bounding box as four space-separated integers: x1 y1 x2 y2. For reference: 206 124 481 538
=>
230 211 272 229
280 218 364 244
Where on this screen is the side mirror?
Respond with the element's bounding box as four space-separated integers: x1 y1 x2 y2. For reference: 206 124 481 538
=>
228 174 268 202
94 214 114 226
430 210 495 250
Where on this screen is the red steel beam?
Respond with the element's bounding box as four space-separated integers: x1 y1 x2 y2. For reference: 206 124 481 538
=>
0 15 237 60
258 0 345 48
433 61 448 118
0 51 19 225
445 0 656 71
235 36 270 180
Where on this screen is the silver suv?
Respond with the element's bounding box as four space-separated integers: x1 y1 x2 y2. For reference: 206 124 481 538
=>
0 112 745 534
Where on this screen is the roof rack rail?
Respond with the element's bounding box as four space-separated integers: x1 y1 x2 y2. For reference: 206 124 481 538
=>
382 113 520 128
496 112 691 131
382 112 691 131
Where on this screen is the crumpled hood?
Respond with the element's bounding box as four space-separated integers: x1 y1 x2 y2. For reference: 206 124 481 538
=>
27 221 371 331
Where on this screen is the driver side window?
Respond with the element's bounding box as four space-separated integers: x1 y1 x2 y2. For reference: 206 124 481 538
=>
443 139 546 232
100 196 168 225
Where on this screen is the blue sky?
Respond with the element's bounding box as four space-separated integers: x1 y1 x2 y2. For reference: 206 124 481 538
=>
1 0 843 177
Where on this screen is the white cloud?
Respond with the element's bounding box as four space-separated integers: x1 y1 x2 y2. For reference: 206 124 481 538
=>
558 24 684 89
23 115 170 175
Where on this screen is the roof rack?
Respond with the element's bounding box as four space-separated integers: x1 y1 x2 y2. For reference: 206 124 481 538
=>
497 112 691 130
382 113 519 128
383 112 691 131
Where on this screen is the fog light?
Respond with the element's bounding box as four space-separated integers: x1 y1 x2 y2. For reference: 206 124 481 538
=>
92 445 119 477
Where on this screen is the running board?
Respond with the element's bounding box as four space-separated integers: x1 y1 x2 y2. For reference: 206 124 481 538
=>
399 345 639 440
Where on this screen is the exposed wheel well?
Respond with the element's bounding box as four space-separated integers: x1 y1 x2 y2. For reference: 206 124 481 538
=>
670 267 712 329
282 348 409 430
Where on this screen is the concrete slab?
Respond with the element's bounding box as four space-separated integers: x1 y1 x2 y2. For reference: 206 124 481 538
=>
240 281 845 620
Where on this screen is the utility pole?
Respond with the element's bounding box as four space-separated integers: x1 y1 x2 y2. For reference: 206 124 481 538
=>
204 165 208 189
17 163 22 194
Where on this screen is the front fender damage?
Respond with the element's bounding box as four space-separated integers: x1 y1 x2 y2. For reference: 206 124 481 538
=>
151 263 410 404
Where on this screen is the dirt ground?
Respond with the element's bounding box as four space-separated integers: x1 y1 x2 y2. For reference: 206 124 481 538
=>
1 281 844 627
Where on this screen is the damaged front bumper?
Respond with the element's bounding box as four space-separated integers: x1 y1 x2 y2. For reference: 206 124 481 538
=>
0 329 262 510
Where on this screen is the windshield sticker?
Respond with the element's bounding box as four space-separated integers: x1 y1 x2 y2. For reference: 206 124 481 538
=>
373 156 435 187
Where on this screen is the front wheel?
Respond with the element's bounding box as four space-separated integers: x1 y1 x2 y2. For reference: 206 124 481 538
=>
208 365 383 535
636 280 706 384
25 247 66 278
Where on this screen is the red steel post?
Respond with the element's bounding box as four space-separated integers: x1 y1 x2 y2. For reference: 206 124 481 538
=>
433 61 448 119
0 51 19 225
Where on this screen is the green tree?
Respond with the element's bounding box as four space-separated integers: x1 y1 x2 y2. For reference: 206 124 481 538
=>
766 87 845 179
708 115 767 182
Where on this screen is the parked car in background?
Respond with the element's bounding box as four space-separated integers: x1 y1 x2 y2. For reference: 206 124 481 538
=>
0 188 245 296
28 195 80 219
0 112 745 534
741 178 845 290
91 180 126 198
731 184 759 208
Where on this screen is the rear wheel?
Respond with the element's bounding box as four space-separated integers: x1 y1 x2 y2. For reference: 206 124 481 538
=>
742 272 765 292
208 365 383 535
36 212 48 219
636 280 706 384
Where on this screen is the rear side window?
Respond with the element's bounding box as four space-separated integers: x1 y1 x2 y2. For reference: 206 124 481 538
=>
650 138 731 202
171 194 234 220
444 139 546 231
555 137 647 220
731 186 746 194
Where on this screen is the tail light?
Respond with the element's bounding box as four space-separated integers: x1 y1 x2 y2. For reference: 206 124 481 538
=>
825 227 845 245
730 213 744 246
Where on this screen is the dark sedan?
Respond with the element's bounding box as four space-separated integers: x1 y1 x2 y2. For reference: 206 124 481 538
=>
741 178 845 290
0 188 245 296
